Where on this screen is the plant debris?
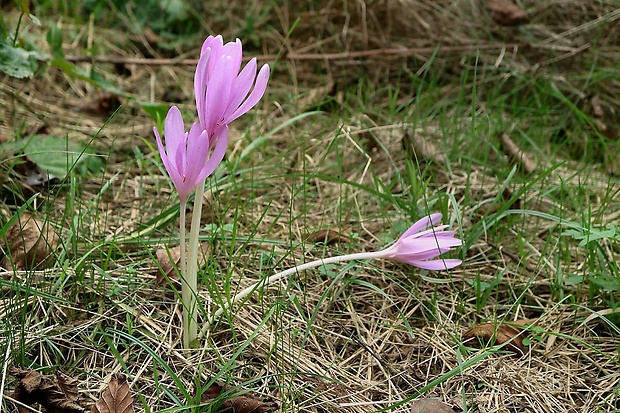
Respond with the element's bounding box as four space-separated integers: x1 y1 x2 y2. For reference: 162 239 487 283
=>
403 130 447 165
1 211 61 270
11 368 83 413
90 374 134 413
462 320 532 355
487 0 528 26
410 398 456 413
305 229 351 245
499 132 536 174
155 242 210 287
200 382 278 413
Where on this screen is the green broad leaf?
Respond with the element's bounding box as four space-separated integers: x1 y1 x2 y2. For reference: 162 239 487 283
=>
0 41 40 78
4 135 102 180
139 101 169 131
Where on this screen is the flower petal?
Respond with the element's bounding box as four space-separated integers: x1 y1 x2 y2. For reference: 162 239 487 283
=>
226 63 270 124
400 213 443 239
406 258 462 271
197 125 229 182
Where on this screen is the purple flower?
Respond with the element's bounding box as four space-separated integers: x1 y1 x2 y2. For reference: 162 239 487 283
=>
381 213 462 270
154 106 228 203
194 35 270 136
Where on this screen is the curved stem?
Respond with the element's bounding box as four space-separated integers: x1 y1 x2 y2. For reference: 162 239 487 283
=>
199 249 387 338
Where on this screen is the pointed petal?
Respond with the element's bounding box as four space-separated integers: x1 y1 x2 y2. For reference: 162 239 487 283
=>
194 48 211 127
223 58 257 121
181 123 208 185
197 126 229 182
406 258 462 270
204 54 235 133
225 63 270 124
400 213 443 239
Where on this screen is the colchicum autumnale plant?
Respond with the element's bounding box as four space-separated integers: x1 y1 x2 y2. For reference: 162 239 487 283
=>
201 213 462 335
155 35 270 348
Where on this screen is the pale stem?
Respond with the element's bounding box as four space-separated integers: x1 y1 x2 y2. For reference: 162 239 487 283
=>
185 180 206 348
199 249 388 338
179 200 189 348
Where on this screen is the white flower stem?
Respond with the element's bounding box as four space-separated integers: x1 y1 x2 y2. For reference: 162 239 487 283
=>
179 199 189 348
199 249 387 337
184 180 206 348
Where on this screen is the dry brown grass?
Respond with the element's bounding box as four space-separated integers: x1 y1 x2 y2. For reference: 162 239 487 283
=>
1 1 619 412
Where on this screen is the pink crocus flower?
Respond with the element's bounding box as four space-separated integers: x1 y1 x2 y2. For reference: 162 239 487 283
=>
379 213 462 270
203 213 462 331
154 106 228 204
194 35 270 136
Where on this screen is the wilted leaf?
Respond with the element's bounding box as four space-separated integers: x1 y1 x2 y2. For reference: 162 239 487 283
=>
403 131 446 165
11 368 83 413
499 132 536 174
487 0 528 26
305 229 350 246
71 92 122 117
200 382 278 413
297 80 337 110
410 398 455 413
1 211 61 270
90 374 134 413
462 319 532 355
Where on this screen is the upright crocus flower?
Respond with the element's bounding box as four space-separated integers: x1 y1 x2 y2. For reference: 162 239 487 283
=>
194 35 270 136
155 35 270 348
154 106 229 204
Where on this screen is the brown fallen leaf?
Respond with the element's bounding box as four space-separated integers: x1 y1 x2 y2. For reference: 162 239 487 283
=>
200 382 278 413
297 80 337 110
11 368 83 413
410 398 455 413
403 131 446 165
487 0 528 26
90 374 134 413
462 319 532 355
155 242 210 287
499 132 536 174
1 211 61 270
305 229 350 246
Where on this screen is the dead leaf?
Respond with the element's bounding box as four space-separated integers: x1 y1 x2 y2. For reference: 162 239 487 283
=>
90 374 134 413
305 229 350 245
11 368 83 413
200 382 278 413
1 211 61 270
499 132 536 174
155 242 210 287
297 80 337 110
74 92 123 117
403 131 446 165
410 398 455 413
487 0 528 26
462 319 532 355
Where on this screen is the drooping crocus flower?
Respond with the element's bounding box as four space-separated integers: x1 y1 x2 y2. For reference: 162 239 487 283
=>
379 213 462 270
154 105 229 204
194 35 270 136
200 213 462 334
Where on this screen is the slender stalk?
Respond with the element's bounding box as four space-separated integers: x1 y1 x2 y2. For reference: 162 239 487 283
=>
199 250 387 337
179 200 189 348
185 180 206 347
